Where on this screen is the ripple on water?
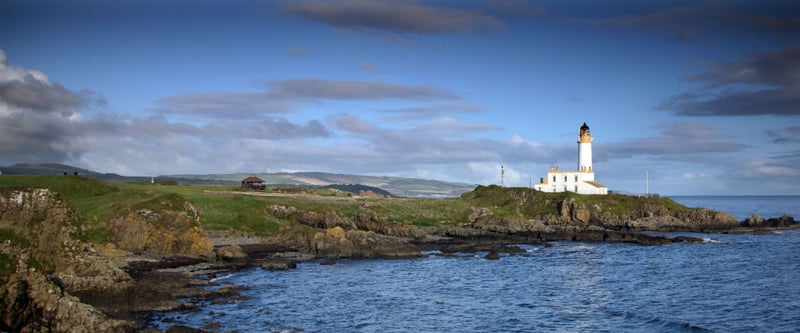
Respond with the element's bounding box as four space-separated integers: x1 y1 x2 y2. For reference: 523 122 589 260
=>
149 231 800 332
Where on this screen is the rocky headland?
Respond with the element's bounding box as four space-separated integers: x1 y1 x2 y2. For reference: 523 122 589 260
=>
1 183 797 332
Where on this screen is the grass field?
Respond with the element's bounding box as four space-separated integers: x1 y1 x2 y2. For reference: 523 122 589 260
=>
0 175 477 243
0 175 687 244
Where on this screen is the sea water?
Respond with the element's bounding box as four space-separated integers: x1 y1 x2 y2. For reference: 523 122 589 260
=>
148 196 800 332
670 195 800 221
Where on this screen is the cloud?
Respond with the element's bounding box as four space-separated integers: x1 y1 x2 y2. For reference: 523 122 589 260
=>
767 126 800 143
157 91 300 118
203 118 330 139
0 50 337 170
0 50 103 117
377 101 484 120
320 113 506 168
0 109 84 163
725 152 800 194
0 74 85 113
157 78 457 119
327 113 379 134
574 2 800 42
413 117 499 136
283 0 504 34
598 122 746 161
662 46 800 117
0 49 96 162
270 78 456 100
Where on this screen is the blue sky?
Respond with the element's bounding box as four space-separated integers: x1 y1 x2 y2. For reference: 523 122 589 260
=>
1 0 799 195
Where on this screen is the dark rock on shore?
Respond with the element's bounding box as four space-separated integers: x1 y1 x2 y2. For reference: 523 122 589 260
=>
484 251 500 260
216 244 249 264
261 260 297 270
742 214 797 228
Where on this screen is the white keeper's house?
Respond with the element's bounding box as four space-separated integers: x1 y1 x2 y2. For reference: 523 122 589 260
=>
533 123 608 195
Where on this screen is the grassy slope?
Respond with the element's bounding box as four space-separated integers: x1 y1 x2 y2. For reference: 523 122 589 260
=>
461 185 687 219
0 176 475 243
0 177 689 246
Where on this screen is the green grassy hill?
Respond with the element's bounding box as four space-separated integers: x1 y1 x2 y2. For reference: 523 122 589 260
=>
0 176 694 246
0 176 474 243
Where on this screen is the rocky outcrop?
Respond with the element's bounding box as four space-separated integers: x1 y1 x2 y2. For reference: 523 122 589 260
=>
310 227 420 258
742 214 797 228
352 208 424 239
267 205 424 258
0 188 134 332
108 194 215 261
471 216 553 235
1 268 133 332
216 244 248 264
268 204 424 239
261 260 297 271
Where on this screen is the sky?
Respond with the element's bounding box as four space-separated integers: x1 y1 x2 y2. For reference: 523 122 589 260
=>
1 0 799 195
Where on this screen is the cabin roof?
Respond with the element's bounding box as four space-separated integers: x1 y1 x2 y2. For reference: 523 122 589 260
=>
241 176 264 183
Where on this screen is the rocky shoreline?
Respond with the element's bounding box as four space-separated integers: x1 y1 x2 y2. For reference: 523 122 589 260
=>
1 187 798 332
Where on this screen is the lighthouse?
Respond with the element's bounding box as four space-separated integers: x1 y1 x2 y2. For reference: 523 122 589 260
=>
578 122 592 173
533 123 608 195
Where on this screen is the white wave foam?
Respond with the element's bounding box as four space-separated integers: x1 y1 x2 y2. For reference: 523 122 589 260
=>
209 273 237 283
702 237 725 244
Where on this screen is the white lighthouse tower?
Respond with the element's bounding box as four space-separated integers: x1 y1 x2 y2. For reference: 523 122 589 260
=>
533 122 608 195
578 122 592 173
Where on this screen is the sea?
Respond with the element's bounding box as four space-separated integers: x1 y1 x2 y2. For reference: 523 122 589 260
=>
148 196 800 333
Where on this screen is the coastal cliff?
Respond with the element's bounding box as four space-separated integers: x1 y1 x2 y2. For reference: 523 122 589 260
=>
0 188 134 332
461 185 741 233
0 178 796 332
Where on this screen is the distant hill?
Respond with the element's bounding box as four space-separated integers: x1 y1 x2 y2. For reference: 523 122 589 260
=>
0 163 477 197
168 171 476 197
0 163 148 182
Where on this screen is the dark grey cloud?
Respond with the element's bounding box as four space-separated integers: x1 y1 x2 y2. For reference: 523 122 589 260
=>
661 46 800 117
283 0 503 34
0 74 85 114
158 91 300 118
767 126 800 143
0 110 83 163
271 78 456 100
687 46 800 87
584 2 800 42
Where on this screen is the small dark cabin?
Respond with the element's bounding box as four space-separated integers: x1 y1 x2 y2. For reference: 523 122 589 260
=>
241 176 266 190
